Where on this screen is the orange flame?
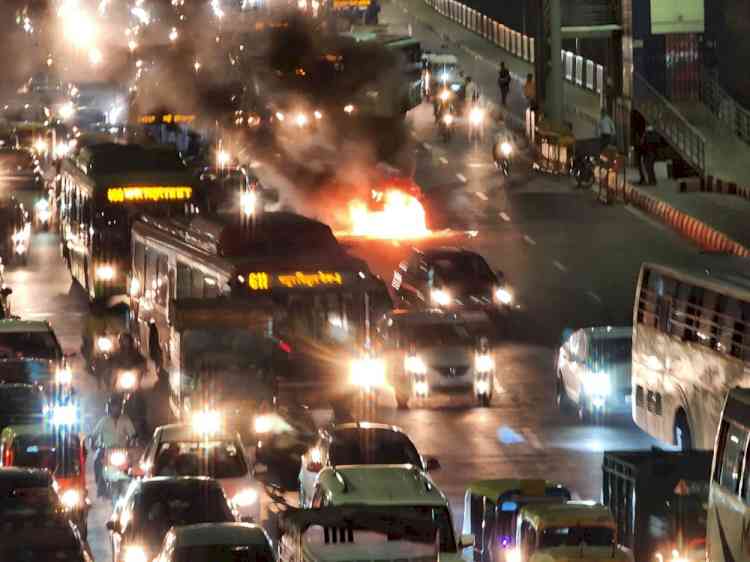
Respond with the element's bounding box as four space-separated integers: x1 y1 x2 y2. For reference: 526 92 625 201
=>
348 189 429 239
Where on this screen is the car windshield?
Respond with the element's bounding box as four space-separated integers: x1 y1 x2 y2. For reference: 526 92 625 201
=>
0 151 35 172
134 484 235 548
12 435 81 478
431 254 495 284
329 428 422 467
539 526 615 548
154 440 248 479
402 323 474 347
0 387 46 414
589 338 632 364
0 332 60 360
175 544 274 562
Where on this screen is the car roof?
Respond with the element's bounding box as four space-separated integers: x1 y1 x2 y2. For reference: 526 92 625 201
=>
173 523 270 548
155 423 240 443
329 421 407 435
318 465 447 507
140 476 223 492
580 326 632 340
0 467 53 486
520 501 614 529
467 479 569 502
0 320 53 333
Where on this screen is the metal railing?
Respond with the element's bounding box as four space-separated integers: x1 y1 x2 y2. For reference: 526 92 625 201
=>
701 69 750 147
423 0 605 95
633 72 706 175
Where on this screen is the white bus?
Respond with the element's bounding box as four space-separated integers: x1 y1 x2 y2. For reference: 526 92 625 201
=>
632 259 750 450
707 388 750 562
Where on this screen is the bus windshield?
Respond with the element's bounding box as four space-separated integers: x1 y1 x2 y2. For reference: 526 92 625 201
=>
539 526 615 548
89 147 186 175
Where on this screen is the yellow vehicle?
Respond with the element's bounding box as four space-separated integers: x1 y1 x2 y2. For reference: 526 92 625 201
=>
514 502 632 562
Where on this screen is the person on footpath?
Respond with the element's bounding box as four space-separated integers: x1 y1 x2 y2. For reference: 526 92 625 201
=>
497 62 511 106
597 109 616 151
641 126 660 185
523 73 536 110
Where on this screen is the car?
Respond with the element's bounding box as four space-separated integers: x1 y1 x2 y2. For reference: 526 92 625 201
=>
154 522 274 562
392 247 513 311
107 476 238 562
376 309 497 408
0 467 69 531
0 320 72 390
555 325 632 422
137 423 261 522
308 465 473 561
299 421 439 507
0 196 30 265
0 517 93 561
0 383 48 433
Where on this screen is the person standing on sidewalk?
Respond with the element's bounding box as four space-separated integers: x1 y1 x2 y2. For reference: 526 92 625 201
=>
523 73 536 110
497 62 511 106
641 126 660 185
631 110 647 184
597 109 616 151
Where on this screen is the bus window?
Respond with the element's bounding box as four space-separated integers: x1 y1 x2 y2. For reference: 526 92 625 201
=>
672 283 703 342
191 269 204 298
146 249 158 297
718 298 750 359
176 263 191 299
134 241 145 281
204 276 218 298
697 290 721 349
157 255 169 306
715 420 748 494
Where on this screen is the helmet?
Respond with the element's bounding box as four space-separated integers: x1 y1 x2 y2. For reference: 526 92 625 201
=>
106 394 124 417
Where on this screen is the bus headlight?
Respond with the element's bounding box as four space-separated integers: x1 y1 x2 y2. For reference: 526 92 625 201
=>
404 355 427 375
350 357 386 389
95 264 115 281
233 488 259 507
61 488 82 509
430 289 451 306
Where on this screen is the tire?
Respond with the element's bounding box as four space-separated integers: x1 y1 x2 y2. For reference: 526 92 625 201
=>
674 414 693 451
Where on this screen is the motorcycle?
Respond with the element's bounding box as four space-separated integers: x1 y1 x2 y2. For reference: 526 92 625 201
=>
438 110 455 142
493 139 513 176
101 445 136 507
571 155 596 188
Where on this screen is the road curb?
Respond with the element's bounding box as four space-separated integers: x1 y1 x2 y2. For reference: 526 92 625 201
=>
624 183 750 256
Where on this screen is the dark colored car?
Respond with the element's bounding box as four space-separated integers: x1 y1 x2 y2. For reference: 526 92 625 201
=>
392 247 512 310
107 477 237 562
0 384 48 433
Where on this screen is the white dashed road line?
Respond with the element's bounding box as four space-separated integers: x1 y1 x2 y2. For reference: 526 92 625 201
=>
553 260 568 272
475 192 488 201
587 291 603 304
523 234 536 245
456 173 467 183
499 212 511 222
439 156 448 165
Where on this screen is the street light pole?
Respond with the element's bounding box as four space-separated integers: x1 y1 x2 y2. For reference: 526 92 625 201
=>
534 0 563 124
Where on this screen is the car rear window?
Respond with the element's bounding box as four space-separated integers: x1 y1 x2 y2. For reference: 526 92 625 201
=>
430 254 495 283
154 440 247 479
329 428 422 467
0 331 61 360
12 436 81 478
175 544 274 562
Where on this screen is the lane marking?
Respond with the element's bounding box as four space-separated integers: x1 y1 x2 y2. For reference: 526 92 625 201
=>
475 191 488 201
587 291 602 304
456 173 467 183
553 260 568 272
439 156 448 165
523 234 536 245
499 212 511 222
422 142 433 151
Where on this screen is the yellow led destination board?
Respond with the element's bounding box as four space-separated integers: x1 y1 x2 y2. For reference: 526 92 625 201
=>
334 0 370 6
248 271 344 291
107 186 193 203
138 114 196 125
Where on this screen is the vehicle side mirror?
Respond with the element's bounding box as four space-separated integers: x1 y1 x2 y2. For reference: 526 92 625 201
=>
1 288 12 296
106 520 120 533
460 534 475 548
424 456 441 472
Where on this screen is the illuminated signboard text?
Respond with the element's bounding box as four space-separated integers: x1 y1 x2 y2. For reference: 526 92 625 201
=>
138 114 196 125
107 186 193 203
247 271 344 290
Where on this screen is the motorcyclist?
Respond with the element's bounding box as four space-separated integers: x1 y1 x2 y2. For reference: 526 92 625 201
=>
492 129 515 164
89 394 136 497
105 333 147 391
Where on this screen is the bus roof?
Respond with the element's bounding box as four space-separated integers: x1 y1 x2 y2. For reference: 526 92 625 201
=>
520 502 614 530
643 256 750 297
467 479 569 502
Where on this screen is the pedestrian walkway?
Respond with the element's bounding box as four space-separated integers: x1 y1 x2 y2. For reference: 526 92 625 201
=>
386 0 599 138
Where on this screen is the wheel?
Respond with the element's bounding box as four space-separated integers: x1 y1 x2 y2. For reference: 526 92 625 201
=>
674 414 693 451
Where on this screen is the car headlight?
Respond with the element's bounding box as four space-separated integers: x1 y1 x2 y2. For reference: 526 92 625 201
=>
350 357 386 389
275 111 285 121
95 264 115 281
404 355 427 375
495 287 513 305
475 353 494 373
475 378 491 395
96 336 113 353
117 370 138 391
430 289 451 306
314 110 323 120
60 488 82 509
233 488 259 507
584 372 611 397
123 545 149 562
55 367 73 385
344 104 355 114
500 141 513 157
192 409 222 434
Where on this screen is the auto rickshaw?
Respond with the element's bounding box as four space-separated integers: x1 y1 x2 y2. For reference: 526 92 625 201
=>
0 422 90 540
463 479 572 562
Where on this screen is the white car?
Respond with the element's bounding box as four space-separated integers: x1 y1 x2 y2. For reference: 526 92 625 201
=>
137 423 261 522
153 522 274 562
555 325 632 422
376 309 497 408
299 421 439 507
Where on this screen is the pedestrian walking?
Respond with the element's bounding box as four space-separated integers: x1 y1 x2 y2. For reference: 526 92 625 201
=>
497 62 511 106
523 73 536 110
641 126 660 185
597 109 616 152
465 76 479 104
